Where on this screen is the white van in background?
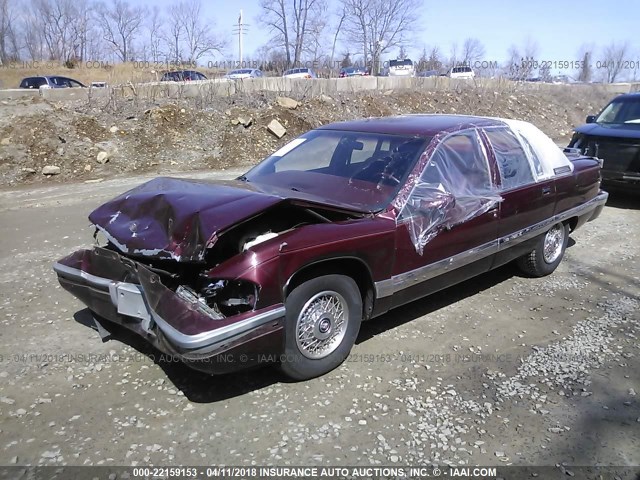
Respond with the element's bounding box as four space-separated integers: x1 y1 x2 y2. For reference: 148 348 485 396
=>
448 65 475 79
387 59 415 77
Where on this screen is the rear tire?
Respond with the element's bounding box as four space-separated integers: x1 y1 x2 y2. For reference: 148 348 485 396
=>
516 222 570 277
279 274 362 380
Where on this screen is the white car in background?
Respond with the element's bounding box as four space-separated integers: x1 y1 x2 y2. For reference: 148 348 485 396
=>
224 69 264 80
448 65 475 79
387 59 415 77
282 68 317 79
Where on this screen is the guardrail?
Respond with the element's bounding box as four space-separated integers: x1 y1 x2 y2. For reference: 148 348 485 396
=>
0 77 636 103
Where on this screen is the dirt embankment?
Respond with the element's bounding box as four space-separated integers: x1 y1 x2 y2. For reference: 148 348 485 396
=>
0 86 614 187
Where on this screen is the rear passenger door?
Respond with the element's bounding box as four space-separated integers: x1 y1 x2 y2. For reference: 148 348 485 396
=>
482 127 557 267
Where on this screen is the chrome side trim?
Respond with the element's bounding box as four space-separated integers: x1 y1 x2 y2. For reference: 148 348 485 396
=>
377 239 499 298
375 191 608 299
53 262 286 350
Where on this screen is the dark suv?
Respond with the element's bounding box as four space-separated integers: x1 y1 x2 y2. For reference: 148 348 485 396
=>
19 76 86 89
160 70 207 82
568 92 640 191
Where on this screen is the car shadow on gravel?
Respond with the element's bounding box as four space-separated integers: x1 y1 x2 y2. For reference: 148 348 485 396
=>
356 262 520 343
73 309 282 402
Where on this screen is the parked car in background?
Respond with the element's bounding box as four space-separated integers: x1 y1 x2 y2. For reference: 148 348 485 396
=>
448 66 475 79
54 114 607 381
283 68 317 79
387 58 415 77
19 76 86 89
160 70 207 82
339 66 370 77
567 92 640 191
224 69 264 80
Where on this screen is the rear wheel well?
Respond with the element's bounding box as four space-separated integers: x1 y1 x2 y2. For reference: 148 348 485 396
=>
285 259 375 320
567 217 578 232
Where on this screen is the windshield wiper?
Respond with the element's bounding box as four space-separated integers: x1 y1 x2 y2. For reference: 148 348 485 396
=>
237 175 250 182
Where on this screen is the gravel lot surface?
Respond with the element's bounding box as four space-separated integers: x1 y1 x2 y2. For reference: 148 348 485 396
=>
0 173 638 477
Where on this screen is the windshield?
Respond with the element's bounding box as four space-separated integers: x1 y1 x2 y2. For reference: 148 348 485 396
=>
390 59 413 67
597 97 640 124
244 130 429 212
229 69 252 75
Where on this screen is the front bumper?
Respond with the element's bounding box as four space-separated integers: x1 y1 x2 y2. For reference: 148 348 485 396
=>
53 248 285 374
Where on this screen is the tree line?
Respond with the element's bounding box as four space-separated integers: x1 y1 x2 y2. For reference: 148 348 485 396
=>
0 0 224 65
0 0 635 83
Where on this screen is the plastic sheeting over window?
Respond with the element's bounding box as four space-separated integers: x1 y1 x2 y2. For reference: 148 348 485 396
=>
484 127 535 190
398 129 503 255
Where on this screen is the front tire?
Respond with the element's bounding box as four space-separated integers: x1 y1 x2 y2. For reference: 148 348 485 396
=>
280 274 362 380
516 222 570 277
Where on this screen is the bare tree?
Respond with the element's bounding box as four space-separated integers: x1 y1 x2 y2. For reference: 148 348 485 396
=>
600 41 628 83
162 0 225 65
178 0 225 63
539 63 552 82
164 3 183 62
418 45 441 71
339 0 421 74
304 1 329 64
145 6 163 62
505 38 539 80
328 4 346 73
259 0 326 68
22 8 45 60
95 0 145 61
0 0 19 63
461 37 485 66
69 0 94 61
30 0 78 61
575 43 594 83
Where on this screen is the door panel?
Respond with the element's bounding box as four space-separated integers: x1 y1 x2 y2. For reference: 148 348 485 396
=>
392 209 498 307
390 128 500 307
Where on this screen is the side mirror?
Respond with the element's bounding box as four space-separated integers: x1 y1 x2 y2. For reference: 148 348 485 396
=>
586 115 596 124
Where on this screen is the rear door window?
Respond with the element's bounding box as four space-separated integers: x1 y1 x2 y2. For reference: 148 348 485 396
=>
484 127 535 190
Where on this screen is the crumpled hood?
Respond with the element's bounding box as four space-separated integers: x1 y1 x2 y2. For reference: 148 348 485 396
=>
89 177 285 262
575 123 640 141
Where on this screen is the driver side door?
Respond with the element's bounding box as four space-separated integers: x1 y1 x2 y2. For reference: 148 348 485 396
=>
390 129 500 308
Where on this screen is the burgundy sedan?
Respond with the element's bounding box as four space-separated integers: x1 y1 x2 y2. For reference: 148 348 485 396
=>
54 115 608 380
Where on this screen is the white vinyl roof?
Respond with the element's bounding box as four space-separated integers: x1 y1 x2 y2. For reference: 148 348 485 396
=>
501 118 574 180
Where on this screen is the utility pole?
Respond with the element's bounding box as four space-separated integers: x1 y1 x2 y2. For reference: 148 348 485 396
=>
232 10 249 65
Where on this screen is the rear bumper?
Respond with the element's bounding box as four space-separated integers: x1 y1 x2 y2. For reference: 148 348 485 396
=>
53 248 285 374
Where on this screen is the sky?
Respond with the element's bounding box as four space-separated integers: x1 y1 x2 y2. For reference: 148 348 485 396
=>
151 0 638 75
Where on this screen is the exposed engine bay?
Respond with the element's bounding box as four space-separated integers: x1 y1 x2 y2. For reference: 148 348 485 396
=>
98 202 357 318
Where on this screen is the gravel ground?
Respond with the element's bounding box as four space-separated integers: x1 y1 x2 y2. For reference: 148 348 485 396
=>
0 174 638 477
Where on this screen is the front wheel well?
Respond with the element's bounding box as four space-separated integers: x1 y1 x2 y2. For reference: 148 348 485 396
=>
284 258 375 320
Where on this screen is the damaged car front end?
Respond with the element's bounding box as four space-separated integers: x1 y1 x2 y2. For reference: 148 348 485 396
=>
53 177 366 374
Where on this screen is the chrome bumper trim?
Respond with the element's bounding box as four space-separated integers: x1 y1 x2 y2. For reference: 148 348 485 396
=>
53 262 285 350
375 191 608 298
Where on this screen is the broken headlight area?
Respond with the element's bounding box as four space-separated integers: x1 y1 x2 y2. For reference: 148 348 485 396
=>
197 278 258 317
